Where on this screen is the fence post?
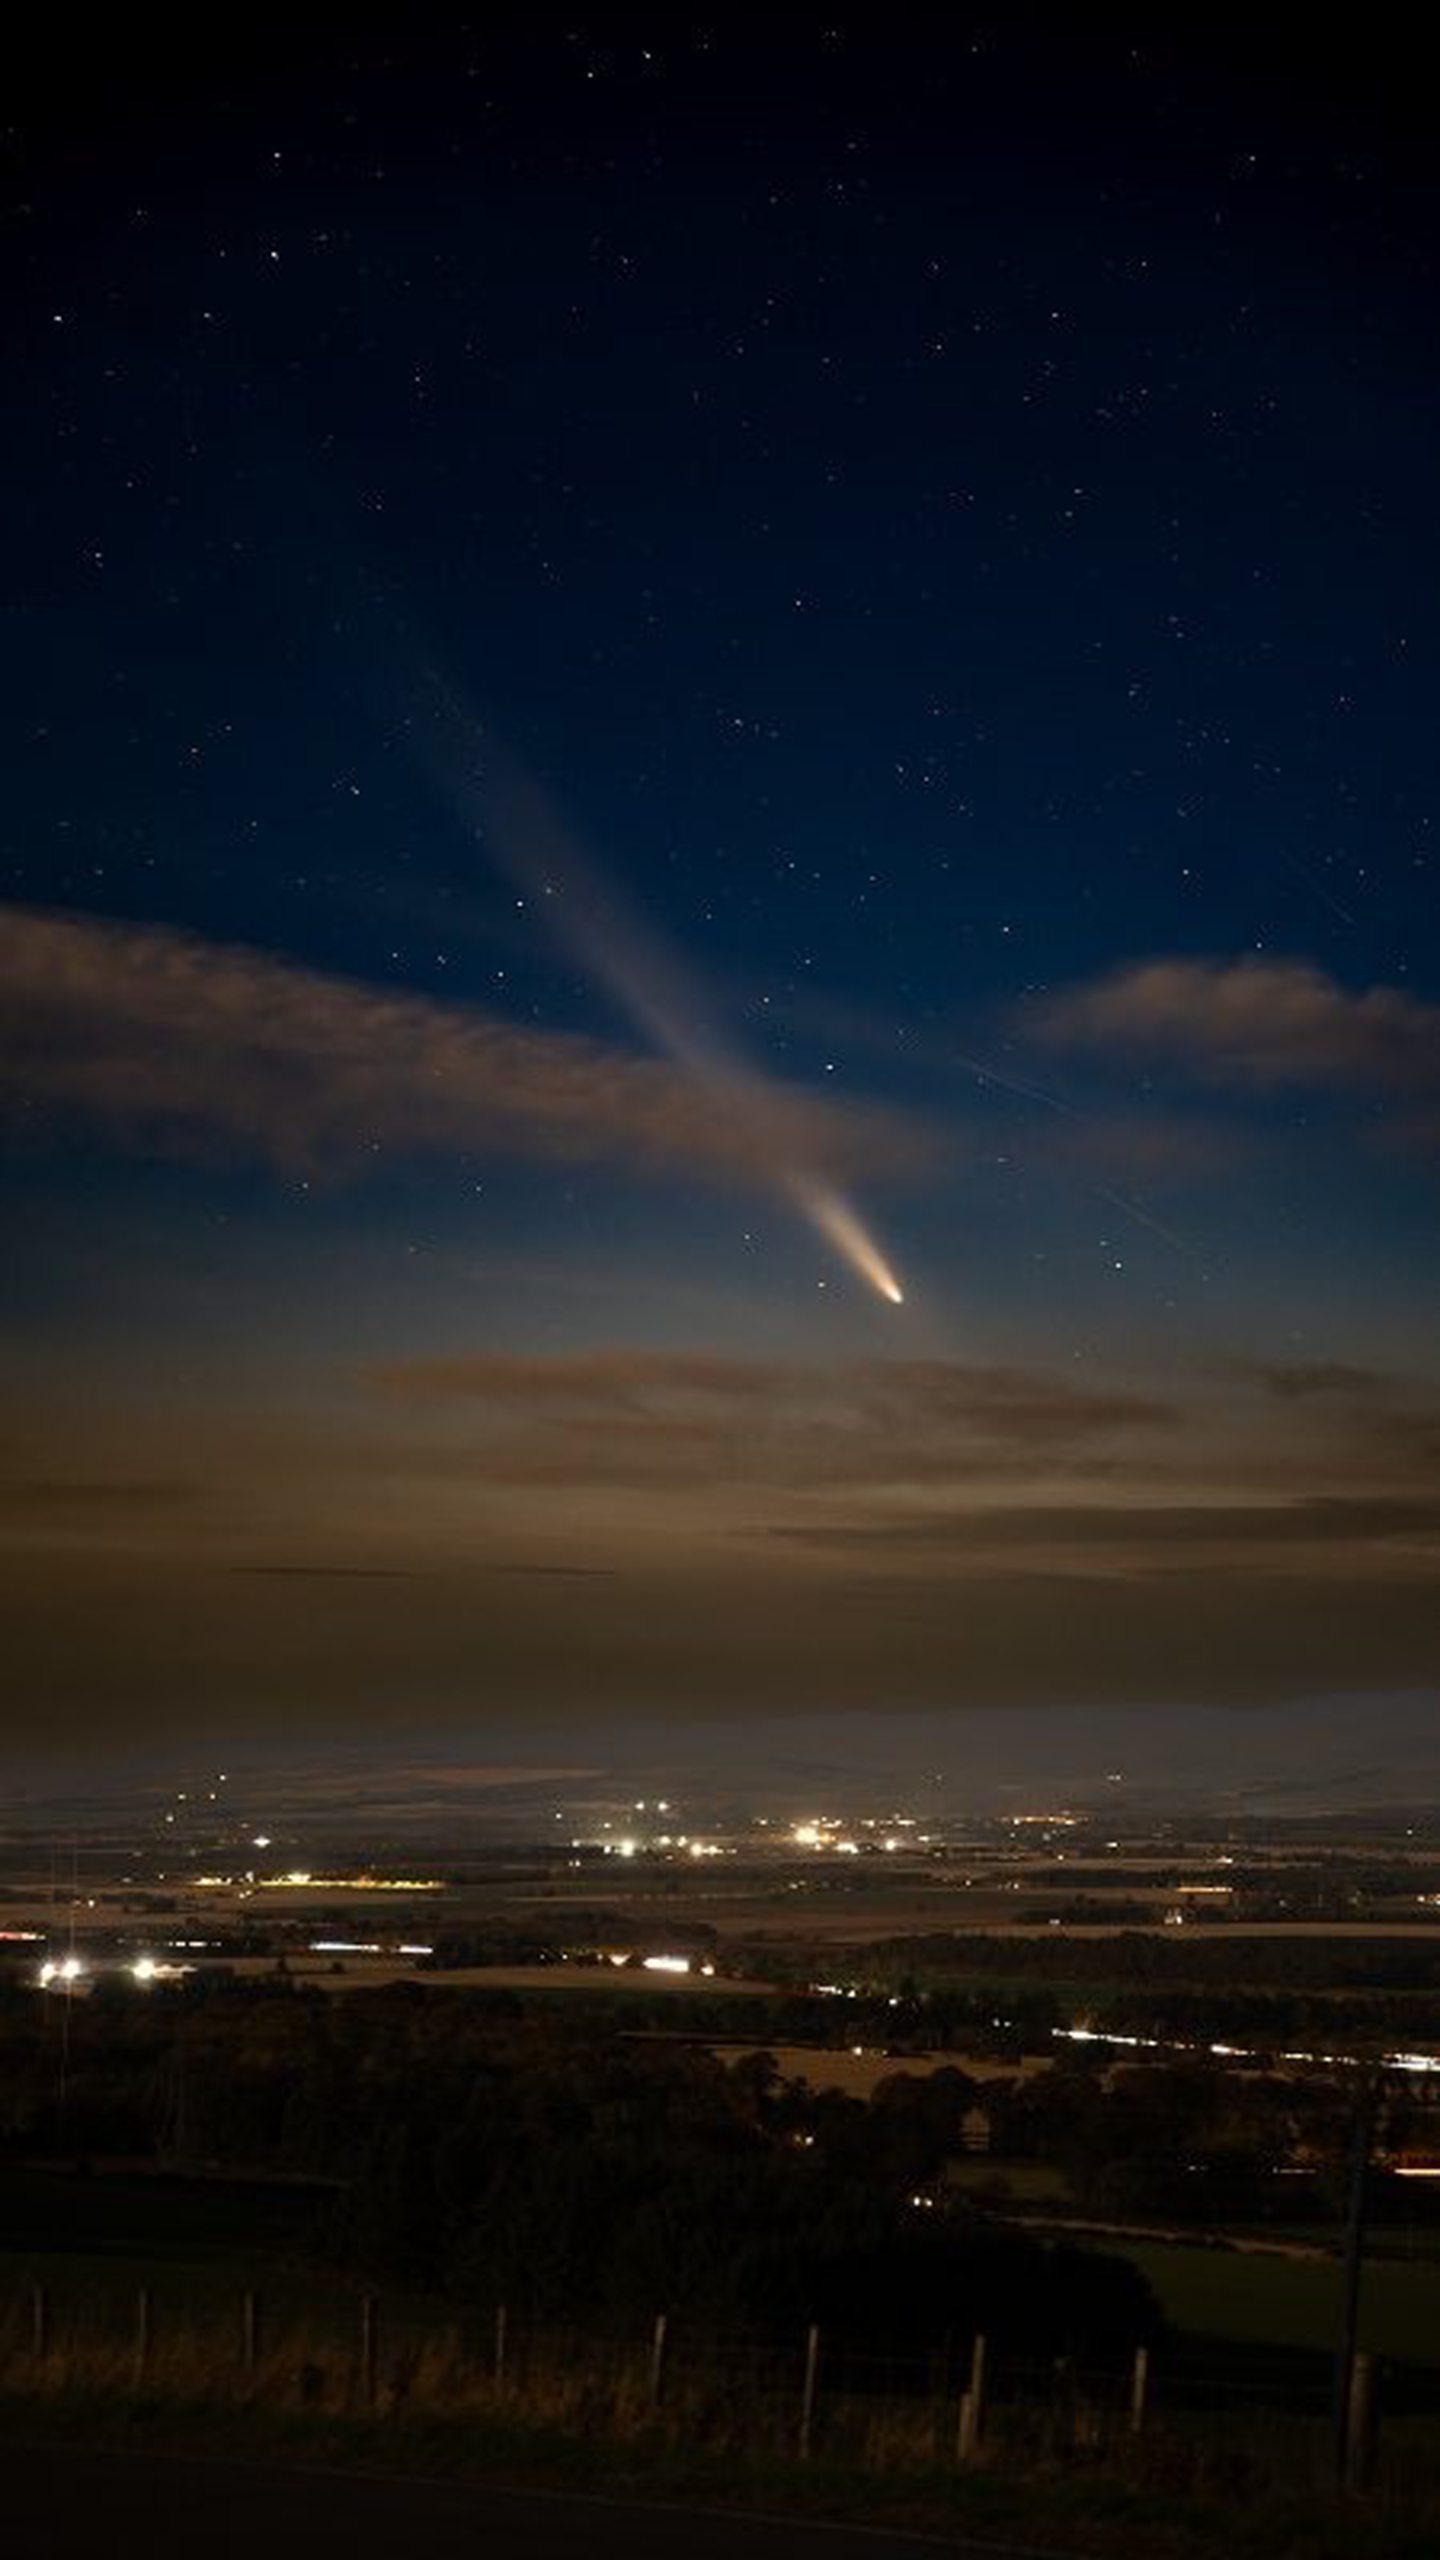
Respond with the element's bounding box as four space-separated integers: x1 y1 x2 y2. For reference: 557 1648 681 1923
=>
648 2312 668 2415
242 2289 260 2377
493 2302 508 2388
957 2332 986 2462
133 2286 151 2386
1129 2342 1149 2436
30 2285 47 2360
1344 2351 1378 2494
798 2322 821 2460
1332 2075 1376 2487
360 2294 378 2406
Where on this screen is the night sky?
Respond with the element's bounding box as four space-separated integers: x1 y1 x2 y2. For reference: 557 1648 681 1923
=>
4 16 1438 1799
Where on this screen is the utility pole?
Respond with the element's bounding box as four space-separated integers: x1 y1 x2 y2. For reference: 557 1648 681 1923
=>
1332 2071 1379 2489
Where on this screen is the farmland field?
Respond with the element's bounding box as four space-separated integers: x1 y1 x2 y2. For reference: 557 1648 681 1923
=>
1096 2235 1440 2365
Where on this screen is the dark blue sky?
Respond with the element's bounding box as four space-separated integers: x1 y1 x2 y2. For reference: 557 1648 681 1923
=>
3 14 1438 1782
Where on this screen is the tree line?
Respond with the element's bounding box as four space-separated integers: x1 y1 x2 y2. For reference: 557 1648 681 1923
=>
0 1976 1153 2357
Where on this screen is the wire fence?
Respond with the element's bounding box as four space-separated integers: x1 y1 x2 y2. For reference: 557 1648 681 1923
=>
2 2278 1438 2505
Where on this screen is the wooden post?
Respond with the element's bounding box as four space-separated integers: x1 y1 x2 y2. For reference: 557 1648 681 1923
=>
1129 2342 1149 2435
648 2312 668 2414
133 2286 151 2385
360 2294 378 2406
1344 2351 1377 2494
242 2289 260 2376
798 2322 820 2460
957 2333 986 2461
493 2302 508 2387
969 2333 987 2442
30 2285 47 2360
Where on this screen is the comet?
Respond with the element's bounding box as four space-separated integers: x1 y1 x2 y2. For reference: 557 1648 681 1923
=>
410 682 908 1308
787 1173 905 1304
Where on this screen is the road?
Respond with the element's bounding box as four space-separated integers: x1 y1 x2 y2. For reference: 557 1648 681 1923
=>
0 2441 1058 2560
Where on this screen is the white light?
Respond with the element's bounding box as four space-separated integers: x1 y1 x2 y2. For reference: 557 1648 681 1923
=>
642 1954 690 1974
131 1957 158 1983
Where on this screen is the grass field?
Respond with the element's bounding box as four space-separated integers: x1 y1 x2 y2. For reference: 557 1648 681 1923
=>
1099 2237 1440 2366
0 2163 332 2257
0 2164 367 2340
946 2157 1072 2203
5 2163 1440 2551
9 2159 1439 2364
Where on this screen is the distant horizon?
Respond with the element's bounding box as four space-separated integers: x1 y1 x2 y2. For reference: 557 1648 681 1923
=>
6 1692 1440 1832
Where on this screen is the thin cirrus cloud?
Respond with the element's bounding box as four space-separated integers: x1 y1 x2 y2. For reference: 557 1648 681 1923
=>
0 905 929 1189
769 1492 1440 1555
4 1347 1438 1734
361 1353 1440 1565
0 1352 1179 1572
367 1350 1176 1488
1032 955 1440 1127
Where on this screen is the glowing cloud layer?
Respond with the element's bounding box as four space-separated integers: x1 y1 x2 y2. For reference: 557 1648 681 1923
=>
0 905 916 1192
